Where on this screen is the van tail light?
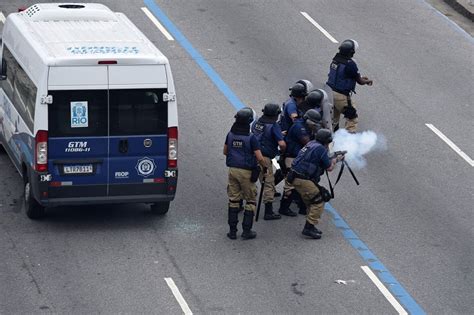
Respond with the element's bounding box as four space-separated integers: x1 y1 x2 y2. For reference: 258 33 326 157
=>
35 130 48 172
168 127 178 168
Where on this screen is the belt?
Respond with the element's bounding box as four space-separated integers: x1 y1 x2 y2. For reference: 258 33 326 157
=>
291 170 312 180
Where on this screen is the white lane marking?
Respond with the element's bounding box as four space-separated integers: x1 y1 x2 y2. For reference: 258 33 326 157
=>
425 123 474 167
164 277 193 315
300 12 338 43
141 7 174 41
0 12 6 24
272 158 280 170
361 266 408 315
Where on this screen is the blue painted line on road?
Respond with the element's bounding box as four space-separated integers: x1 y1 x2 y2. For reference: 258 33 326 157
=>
144 1 426 314
325 203 425 314
144 0 245 110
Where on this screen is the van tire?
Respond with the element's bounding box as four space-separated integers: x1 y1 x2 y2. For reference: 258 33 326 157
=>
24 177 45 220
150 202 170 215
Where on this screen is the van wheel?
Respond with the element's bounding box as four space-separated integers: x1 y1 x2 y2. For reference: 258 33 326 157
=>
150 202 170 215
24 178 45 220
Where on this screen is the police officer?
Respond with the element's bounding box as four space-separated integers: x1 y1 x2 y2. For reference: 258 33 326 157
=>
301 89 334 134
279 109 322 217
280 82 308 135
251 103 287 220
289 129 343 239
326 39 373 133
224 107 267 240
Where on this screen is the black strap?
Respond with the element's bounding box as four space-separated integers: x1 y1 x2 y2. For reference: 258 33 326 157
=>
325 170 334 198
335 162 345 186
325 160 360 198
343 160 360 185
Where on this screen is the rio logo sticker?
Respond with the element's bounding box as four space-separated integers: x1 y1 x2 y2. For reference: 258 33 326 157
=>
135 157 156 177
70 101 89 128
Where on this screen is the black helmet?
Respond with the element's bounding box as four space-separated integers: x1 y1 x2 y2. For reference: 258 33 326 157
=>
339 39 359 57
289 83 307 98
315 128 333 145
306 90 324 108
262 103 281 117
303 109 322 131
295 79 314 95
234 107 254 124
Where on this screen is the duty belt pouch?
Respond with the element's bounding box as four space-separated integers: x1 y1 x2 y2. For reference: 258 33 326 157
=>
317 184 332 202
286 170 296 184
250 167 260 183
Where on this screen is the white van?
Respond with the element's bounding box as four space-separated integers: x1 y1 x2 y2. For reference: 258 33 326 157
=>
0 3 178 219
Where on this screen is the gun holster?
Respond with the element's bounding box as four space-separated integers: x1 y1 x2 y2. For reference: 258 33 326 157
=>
342 96 358 119
250 167 260 183
286 170 296 184
316 184 332 202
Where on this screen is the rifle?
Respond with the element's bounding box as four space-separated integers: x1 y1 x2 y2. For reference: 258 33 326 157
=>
255 167 267 222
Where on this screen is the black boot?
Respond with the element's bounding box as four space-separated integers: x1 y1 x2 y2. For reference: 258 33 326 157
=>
264 203 281 220
227 207 239 240
279 194 297 217
241 210 257 239
302 221 322 239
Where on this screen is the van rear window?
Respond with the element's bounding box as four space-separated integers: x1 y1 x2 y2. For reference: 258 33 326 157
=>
109 89 168 136
48 90 107 137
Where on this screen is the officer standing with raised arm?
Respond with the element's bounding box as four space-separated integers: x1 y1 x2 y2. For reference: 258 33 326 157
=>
279 109 322 217
289 129 343 239
224 108 267 240
252 103 287 220
326 39 373 133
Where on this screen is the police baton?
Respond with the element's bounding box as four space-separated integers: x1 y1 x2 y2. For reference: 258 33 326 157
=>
255 168 267 222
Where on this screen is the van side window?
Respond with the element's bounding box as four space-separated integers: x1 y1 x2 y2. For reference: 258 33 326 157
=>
1 45 37 131
109 89 168 136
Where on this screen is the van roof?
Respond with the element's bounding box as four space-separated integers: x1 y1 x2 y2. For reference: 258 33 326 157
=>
4 3 169 67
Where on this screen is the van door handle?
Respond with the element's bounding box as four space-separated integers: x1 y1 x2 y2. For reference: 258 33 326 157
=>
119 139 128 153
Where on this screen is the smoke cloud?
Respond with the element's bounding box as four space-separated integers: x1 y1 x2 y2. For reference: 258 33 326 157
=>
332 129 387 170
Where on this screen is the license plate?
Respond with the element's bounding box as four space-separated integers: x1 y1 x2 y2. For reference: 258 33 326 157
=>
63 164 93 174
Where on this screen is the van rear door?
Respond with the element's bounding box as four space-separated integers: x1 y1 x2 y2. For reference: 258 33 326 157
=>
47 66 109 198
107 65 169 196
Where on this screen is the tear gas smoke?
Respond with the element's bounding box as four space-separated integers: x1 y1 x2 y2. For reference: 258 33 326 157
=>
332 129 387 170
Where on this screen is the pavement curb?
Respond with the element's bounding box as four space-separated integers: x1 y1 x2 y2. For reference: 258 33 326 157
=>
444 0 474 21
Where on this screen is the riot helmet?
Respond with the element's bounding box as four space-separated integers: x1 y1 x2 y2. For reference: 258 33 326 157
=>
262 103 281 117
306 90 325 108
289 83 307 98
234 107 254 124
338 39 359 57
315 128 333 145
303 109 322 132
296 79 314 95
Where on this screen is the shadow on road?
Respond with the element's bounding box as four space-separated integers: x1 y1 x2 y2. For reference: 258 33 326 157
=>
24 203 170 232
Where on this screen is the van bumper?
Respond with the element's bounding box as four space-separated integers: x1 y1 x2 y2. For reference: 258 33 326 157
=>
40 194 175 206
31 173 178 207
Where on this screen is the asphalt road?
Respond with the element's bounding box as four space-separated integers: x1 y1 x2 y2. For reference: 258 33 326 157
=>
0 0 473 314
